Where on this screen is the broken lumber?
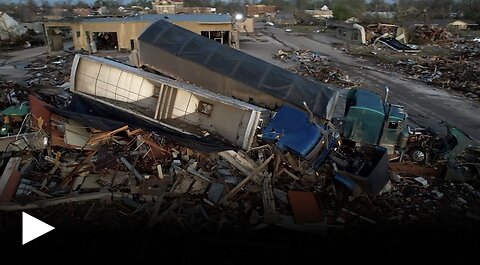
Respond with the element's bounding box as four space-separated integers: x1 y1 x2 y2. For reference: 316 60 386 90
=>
0 191 112 211
219 153 274 204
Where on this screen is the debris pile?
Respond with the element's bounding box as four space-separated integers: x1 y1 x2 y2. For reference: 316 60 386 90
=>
0 101 329 232
0 89 477 234
364 23 399 44
23 53 76 88
273 49 326 63
273 49 361 87
414 25 454 44
0 79 29 110
0 12 39 51
292 63 360 87
392 44 480 98
337 164 480 229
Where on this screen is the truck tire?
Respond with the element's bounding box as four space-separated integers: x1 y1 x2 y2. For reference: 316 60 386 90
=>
409 148 427 164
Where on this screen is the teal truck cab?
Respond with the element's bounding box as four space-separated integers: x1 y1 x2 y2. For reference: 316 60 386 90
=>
0 103 29 136
331 88 410 196
339 88 409 154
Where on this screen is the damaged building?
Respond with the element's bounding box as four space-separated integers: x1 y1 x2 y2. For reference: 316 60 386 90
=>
43 13 239 53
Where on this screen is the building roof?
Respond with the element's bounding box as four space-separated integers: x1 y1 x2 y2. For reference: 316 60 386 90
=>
450 19 478 25
80 13 231 24
275 12 295 19
329 22 358 30
365 11 396 18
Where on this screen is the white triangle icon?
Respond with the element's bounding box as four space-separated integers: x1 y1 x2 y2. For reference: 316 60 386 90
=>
22 212 55 245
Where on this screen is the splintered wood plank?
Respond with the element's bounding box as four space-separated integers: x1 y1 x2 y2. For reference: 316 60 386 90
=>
87 125 129 144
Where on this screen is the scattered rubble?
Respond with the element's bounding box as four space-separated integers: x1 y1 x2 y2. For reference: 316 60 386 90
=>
273 49 362 87
342 40 480 99
389 42 480 98
0 12 43 51
414 25 454 45
0 88 477 234
23 52 76 88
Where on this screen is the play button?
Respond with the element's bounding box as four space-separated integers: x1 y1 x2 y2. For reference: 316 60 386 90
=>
22 212 55 245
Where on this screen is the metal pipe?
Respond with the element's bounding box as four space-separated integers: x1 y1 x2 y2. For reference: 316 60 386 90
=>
384 86 390 103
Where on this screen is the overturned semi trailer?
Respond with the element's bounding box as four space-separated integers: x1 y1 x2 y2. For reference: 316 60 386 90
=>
137 20 337 120
66 54 269 151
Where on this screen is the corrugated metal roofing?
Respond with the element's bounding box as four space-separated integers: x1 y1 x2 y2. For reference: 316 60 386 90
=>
82 13 231 24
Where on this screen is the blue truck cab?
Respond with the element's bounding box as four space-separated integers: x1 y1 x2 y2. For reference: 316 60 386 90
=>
261 105 338 169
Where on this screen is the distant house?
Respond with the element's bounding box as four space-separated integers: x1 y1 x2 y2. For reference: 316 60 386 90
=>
97 6 108 15
408 19 479 31
345 17 361 23
332 22 364 44
178 7 216 14
151 0 184 14
449 11 464 19
152 0 214 14
305 6 333 19
73 8 92 17
445 20 478 30
274 12 297 26
245 5 277 18
46 7 70 20
365 11 396 20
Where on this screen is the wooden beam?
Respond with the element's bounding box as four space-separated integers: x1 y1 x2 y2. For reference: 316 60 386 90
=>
219 153 274 204
0 191 112 211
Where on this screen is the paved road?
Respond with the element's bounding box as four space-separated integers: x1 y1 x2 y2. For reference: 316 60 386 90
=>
0 41 76 84
0 45 50 84
0 45 47 65
242 27 480 140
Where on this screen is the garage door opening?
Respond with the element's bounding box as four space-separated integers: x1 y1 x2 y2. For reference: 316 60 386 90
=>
200 31 230 45
93 32 118 50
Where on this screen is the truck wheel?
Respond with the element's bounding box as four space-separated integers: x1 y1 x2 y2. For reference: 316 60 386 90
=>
410 148 426 164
